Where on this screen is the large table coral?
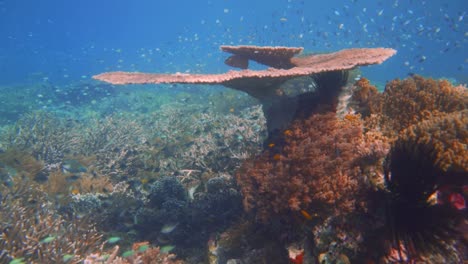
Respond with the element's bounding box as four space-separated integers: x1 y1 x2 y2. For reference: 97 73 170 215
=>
94 46 396 135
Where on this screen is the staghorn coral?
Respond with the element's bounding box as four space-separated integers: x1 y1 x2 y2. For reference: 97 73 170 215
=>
0 148 44 181
83 243 184 264
2 111 81 164
236 112 369 222
76 115 149 180
144 103 265 176
0 177 102 263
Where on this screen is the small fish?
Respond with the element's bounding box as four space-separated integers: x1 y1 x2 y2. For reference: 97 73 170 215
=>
62 159 87 173
283 130 293 137
418 55 426 63
300 210 318 220
121 250 134 258
268 143 275 148
160 245 175 253
107 236 121 244
9 258 25 264
62 254 75 262
161 223 178 234
138 244 150 252
224 55 248 69
188 185 199 200
273 154 282 161
40 236 56 243
279 17 288 22
449 193 466 210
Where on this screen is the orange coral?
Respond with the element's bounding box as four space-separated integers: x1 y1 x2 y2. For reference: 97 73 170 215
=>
368 75 467 136
397 110 468 174
236 112 369 221
350 77 380 117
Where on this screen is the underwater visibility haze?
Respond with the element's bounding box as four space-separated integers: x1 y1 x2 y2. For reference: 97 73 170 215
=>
0 0 467 263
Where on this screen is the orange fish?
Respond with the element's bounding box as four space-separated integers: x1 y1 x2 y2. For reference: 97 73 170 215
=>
273 154 282 161
300 210 318 221
268 143 275 148
284 129 293 137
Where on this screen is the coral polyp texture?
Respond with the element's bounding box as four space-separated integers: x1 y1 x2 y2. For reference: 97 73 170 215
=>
366 75 468 136
236 112 368 221
378 110 467 262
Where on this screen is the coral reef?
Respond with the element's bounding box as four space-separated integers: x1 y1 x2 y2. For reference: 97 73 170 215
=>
3 111 80 164
93 47 396 91
366 75 468 136
236 112 369 221
94 46 395 135
353 111 467 263
347 77 380 117
0 178 102 263
84 243 184 264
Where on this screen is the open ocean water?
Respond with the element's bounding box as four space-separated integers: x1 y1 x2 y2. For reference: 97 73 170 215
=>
0 1 466 263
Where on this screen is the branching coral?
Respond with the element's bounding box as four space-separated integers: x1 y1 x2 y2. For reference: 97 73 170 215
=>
236 112 369 221
0 178 102 263
3 111 81 164
146 103 265 175
83 243 184 264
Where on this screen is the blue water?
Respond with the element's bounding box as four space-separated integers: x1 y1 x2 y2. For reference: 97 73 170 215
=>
0 0 466 85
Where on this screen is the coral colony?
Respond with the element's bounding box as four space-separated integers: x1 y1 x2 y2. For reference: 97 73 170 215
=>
0 45 466 264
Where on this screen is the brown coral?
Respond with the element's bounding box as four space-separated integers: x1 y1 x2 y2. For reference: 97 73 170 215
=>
0 178 102 263
377 110 468 262
396 110 468 178
236 112 369 221
350 77 380 117
367 75 468 136
84 244 184 264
